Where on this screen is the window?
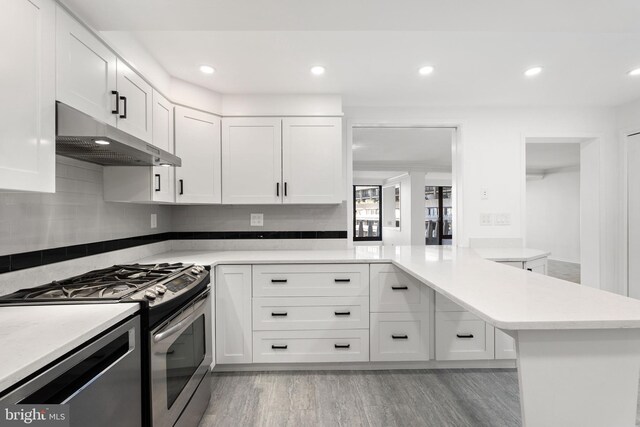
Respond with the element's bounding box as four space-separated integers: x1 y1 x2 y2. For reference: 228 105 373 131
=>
353 185 382 241
425 186 453 245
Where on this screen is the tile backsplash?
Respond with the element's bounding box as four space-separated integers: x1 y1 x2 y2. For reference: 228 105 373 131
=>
0 157 172 256
171 203 347 232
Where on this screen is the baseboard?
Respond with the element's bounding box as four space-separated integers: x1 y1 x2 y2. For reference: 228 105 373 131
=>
211 359 517 372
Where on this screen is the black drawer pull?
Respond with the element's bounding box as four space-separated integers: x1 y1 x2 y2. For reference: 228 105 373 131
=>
272 345 288 350
392 334 408 340
154 174 161 192
334 311 351 316
334 344 351 349
456 334 474 339
334 278 351 283
271 279 288 283
527 268 533 271
271 312 288 317
391 286 409 290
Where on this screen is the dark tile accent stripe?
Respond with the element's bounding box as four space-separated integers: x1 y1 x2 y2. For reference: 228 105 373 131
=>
0 231 347 274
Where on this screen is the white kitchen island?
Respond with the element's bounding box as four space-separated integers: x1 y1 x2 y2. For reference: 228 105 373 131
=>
137 245 640 427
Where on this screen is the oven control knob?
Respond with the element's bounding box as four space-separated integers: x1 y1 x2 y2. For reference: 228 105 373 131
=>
155 285 166 295
145 290 157 300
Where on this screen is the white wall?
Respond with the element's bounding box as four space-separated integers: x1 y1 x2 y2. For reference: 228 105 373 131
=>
526 170 580 263
345 106 619 293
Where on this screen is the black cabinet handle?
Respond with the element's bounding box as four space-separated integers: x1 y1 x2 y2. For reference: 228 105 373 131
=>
334 278 351 283
119 95 127 119
154 174 161 192
527 268 533 271
284 182 288 196
179 179 184 195
391 286 409 290
111 91 120 115
334 344 351 349
271 279 287 283
276 182 280 197
271 312 288 317
334 311 351 316
271 345 288 350
456 334 474 339
392 334 408 340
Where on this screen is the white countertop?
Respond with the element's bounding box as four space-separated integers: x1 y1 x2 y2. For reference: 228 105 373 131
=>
0 302 139 392
472 247 550 262
136 246 640 331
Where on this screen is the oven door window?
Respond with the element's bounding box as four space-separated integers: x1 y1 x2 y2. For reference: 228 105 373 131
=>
166 314 206 409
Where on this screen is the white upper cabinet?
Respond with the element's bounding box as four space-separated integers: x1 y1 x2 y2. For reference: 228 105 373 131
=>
56 7 117 126
282 117 343 204
115 60 153 143
222 118 282 204
103 89 174 203
0 0 56 192
175 106 222 204
151 90 175 203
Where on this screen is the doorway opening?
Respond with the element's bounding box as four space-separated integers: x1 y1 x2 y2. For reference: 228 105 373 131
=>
524 136 599 286
351 126 455 246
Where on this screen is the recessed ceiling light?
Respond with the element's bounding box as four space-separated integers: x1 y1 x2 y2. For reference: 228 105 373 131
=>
199 65 215 75
628 68 640 76
310 66 326 76
418 66 434 76
94 139 110 145
524 66 543 77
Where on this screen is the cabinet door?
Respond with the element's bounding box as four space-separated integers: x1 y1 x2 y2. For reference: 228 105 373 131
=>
56 7 117 125
221 118 282 204
215 265 252 364
174 106 221 204
282 117 343 204
0 0 55 192
116 59 153 142
151 90 174 203
495 328 517 360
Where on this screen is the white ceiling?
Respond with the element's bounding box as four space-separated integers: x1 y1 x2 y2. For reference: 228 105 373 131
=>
526 143 581 171
353 127 453 167
62 0 640 107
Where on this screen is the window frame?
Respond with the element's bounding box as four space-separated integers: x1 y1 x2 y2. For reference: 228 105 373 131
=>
353 185 383 241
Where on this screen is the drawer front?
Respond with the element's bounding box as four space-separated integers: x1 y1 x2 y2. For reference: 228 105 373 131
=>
252 330 369 363
370 312 429 362
435 311 495 360
370 264 429 312
253 296 369 331
495 328 517 360
435 293 465 312
525 257 547 275
253 264 369 297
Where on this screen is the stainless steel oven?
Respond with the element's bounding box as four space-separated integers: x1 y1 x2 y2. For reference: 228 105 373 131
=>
150 289 212 427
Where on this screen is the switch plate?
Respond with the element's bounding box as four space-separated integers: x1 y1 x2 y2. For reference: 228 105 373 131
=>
480 188 489 200
480 213 493 226
250 213 264 227
150 214 157 229
495 213 511 226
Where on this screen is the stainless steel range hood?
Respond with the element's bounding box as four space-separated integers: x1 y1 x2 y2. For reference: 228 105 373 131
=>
56 102 181 167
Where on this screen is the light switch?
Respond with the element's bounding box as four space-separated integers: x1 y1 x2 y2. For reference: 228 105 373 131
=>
495 213 511 226
480 188 489 200
480 213 493 226
150 213 157 229
251 213 264 227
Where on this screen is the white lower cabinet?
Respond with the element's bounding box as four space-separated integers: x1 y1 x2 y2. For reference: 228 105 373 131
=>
215 265 252 364
435 311 495 361
253 329 369 363
370 312 429 361
370 264 430 312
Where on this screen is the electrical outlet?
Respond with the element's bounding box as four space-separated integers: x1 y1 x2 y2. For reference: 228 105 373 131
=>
480 188 489 200
250 213 264 227
480 213 493 226
150 213 157 229
495 213 511 226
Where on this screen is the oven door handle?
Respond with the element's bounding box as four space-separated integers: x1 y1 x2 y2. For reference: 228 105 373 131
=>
153 293 209 343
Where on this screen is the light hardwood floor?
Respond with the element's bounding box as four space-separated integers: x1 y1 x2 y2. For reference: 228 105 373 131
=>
198 369 522 427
